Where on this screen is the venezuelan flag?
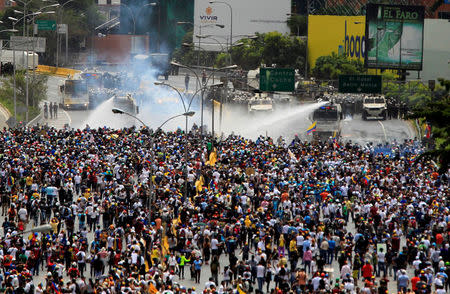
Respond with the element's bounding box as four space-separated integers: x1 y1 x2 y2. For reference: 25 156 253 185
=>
362 175 371 185
306 121 317 134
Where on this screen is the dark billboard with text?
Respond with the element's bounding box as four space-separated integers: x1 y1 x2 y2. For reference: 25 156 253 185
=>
365 4 424 70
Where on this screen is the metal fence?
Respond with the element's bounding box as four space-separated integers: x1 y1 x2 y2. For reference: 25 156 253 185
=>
308 0 434 17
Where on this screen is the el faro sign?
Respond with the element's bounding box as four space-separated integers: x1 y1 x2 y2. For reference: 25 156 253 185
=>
380 5 421 21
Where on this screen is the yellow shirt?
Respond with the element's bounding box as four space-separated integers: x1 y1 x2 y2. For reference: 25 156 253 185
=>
244 217 252 228
26 176 33 186
289 239 297 252
151 249 160 260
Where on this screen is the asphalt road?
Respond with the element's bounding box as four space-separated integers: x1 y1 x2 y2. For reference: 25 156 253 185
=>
22 75 418 292
43 75 416 146
20 196 414 293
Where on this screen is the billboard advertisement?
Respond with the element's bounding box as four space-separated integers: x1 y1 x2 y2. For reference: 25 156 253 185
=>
365 4 424 70
194 0 290 52
308 15 366 69
408 19 450 82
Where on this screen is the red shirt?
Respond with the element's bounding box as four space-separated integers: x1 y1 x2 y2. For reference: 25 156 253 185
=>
411 276 420 291
436 233 443 245
362 263 373 278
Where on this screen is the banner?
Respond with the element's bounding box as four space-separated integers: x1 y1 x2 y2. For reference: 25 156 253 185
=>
365 4 424 70
307 15 366 68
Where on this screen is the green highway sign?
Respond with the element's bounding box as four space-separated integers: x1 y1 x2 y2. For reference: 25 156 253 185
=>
338 74 382 94
260 68 295 92
36 20 56 31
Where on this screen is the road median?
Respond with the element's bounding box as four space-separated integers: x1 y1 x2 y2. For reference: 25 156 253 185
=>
36 65 81 78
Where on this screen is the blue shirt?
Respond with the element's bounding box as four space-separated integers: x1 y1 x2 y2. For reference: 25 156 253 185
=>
194 259 202 270
398 274 409 287
328 240 336 250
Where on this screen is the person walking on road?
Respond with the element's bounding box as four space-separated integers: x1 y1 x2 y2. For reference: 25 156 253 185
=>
49 102 53 119
43 102 48 119
193 256 202 283
185 73 190 91
53 102 58 119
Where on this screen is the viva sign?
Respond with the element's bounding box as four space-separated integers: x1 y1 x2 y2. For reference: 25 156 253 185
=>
344 20 366 58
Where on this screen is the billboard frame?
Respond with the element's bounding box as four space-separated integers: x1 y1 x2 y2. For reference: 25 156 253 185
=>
365 3 424 71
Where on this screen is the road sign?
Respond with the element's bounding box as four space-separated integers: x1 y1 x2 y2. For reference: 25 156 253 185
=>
10 36 46 52
57 24 68 34
259 68 295 92
36 20 56 31
338 74 382 94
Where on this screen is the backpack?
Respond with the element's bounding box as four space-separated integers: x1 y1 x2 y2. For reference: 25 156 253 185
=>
77 252 83 261
211 261 218 272
80 214 85 222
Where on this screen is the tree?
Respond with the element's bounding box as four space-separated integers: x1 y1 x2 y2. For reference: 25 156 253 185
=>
409 80 449 173
171 30 218 67
224 32 306 71
0 0 104 66
312 52 365 80
0 71 48 122
287 14 307 36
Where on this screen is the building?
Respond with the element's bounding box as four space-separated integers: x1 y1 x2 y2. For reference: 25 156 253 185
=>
95 0 121 22
0 0 15 11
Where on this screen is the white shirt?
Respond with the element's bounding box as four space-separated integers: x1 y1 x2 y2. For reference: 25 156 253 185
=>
211 238 219 250
256 264 265 278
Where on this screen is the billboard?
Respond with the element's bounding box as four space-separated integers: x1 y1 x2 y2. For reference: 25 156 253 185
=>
365 4 424 70
307 15 366 69
194 0 290 52
408 19 450 82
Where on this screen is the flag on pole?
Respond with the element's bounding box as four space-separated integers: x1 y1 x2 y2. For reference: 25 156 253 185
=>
424 124 431 139
306 122 317 134
287 148 298 163
332 131 340 149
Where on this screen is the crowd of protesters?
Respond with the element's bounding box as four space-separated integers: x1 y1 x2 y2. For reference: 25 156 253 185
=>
0 125 448 294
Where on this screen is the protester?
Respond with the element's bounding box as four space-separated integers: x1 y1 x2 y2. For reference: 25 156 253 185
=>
0 125 447 294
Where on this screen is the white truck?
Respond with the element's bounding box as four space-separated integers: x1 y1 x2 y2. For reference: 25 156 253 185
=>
1 50 39 70
362 95 387 120
248 93 273 114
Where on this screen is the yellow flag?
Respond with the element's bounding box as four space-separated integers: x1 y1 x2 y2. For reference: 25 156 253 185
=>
208 150 217 166
237 284 247 294
148 283 158 294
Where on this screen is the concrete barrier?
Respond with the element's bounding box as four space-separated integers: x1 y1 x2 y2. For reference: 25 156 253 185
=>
36 65 81 78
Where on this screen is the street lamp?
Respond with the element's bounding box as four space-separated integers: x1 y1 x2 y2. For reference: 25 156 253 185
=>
111 107 148 127
147 2 160 52
177 21 224 66
169 61 236 137
112 107 195 216
154 81 199 202
209 0 233 65
0 29 18 33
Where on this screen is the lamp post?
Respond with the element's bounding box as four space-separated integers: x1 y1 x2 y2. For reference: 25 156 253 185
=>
149 2 160 52
209 1 232 65
154 81 199 202
119 2 158 48
177 21 224 66
30 9 56 75
10 9 50 123
44 0 74 68
112 107 195 216
169 61 236 138
9 0 34 37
